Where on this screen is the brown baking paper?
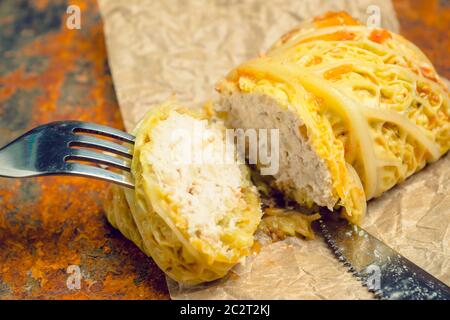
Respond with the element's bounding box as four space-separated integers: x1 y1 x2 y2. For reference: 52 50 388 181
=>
98 0 449 299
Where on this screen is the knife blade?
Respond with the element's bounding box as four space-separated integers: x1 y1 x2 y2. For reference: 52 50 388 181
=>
318 212 450 300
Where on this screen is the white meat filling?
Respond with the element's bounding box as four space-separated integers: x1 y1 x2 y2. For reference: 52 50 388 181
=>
219 93 337 209
144 111 244 246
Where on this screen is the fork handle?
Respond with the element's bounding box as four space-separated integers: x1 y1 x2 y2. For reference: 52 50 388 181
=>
0 164 38 178
0 146 38 178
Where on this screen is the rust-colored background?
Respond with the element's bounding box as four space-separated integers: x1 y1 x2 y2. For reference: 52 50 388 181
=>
0 0 448 299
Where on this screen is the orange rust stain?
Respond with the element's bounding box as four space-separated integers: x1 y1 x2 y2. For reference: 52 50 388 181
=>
0 0 168 300
32 0 49 10
392 0 450 80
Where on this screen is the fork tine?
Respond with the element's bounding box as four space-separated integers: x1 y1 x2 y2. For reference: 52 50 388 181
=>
69 135 133 158
65 163 134 188
66 149 131 171
72 122 135 144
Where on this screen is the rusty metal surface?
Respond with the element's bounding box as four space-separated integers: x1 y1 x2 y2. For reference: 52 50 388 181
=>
0 0 168 299
393 0 450 79
0 0 448 300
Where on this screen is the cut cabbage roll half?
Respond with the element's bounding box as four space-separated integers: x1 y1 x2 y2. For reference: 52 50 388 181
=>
105 101 263 285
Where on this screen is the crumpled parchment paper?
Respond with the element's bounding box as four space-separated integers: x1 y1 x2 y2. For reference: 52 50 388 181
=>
98 0 449 299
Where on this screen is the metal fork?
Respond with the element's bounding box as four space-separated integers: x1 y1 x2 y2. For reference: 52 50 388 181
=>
0 121 135 188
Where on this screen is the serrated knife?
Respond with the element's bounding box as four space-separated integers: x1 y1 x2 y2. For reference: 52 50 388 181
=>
318 212 450 300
